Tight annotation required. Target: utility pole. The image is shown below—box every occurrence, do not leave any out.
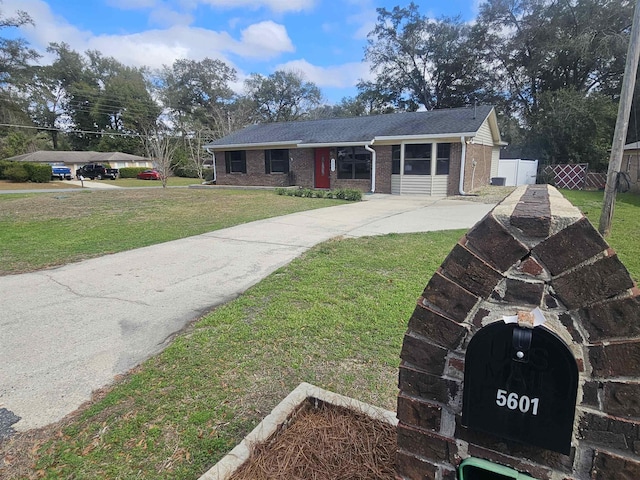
[599,0,640,236]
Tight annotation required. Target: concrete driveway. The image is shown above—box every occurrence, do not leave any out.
[0,194,495,435]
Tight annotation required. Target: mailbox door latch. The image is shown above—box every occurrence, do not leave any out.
[512,326,532,363]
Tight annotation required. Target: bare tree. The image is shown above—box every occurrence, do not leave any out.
[184,127,216,180]
[142,125,180,188]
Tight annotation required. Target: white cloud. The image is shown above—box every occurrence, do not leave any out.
[6,0,368,103]
[236,21,294,57]
[7,0,294,70]
[77,23,292,69]
[87,27,214,69]
[196,0,315,13]
[148,6,194,27]
[105,0,315,14]
[275,59,371,89]
[5,0,91,51]
[91,23,292,68]
[348,7,379,40]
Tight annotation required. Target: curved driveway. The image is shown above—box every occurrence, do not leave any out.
[0,194,494,434]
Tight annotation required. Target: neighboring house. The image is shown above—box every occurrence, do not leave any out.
[5,151,153,177]
[623,142,640,193]
[203,106,506,195]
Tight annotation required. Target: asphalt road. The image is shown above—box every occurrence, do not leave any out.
[0,194,495,435]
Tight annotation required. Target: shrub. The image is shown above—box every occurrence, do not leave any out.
[0,160,12,179]
[333,188,347,200]
[203,169,215,182]
[344,189,362,201]
[173,164,200,178]
[23,163,52,183]
[4,163,29,182]
[119,167,149,178]
[273,187,362,201]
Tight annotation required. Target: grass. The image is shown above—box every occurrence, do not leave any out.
[0,177,204,190]
[560,190,640,281]
[102,177,203,187]
[3,231,461,479]
[0,189,347,275]
[0,180,74,190]
[1,188,638,479]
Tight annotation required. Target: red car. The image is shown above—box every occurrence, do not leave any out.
[137,170,161,180]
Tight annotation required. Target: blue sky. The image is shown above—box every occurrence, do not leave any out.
[6,0,480,104]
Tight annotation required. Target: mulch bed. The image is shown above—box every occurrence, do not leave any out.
[229,399,397,480]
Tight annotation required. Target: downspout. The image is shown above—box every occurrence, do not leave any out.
[459,136,467,195]
[459,137,478,196]
[204,146,217,184]
[365,141,376,193]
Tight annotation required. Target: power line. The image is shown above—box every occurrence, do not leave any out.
[0,122,143,137]
[0,122,211,140]
[0,92,164,119]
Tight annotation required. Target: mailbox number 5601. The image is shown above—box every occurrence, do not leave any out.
[496,389,539,415]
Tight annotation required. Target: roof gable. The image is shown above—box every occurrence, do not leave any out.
[207,106,500,149]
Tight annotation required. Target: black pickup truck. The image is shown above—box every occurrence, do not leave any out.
[76,164,118,180]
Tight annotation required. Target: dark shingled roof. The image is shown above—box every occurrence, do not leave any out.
[207,106,496,148]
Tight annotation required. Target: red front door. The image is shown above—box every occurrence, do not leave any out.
[314,148,330,189]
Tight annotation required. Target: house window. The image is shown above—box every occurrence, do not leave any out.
[225,151,246,174]
[436,143,451,175]
[265,149,289,174]
[392,145,401,174]
[337,146,371,179]
[404,144,431,175]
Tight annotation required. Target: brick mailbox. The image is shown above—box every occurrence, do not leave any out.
[396,185,640,479]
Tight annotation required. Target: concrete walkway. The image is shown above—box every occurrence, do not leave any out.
[64,179,122,189]
[0,180,121,195]
[0,195,495,434]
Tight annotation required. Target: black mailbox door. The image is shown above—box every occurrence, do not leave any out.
[462,322,578,455]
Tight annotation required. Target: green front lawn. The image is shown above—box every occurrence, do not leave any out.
[0,176,200,190]
[0,189,347,275]
[1,188,638,479]
[101,177,202,187]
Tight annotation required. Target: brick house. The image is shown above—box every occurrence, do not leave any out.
[204,106,505,195]
[6,151,153,175]
[623,141,640,194]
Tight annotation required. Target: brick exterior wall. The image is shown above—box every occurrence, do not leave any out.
[447,142,493,196]
[375,145,393,194]
[215,149,293,187]
[291,148,314,188]
[396,185,640,479]
[447,143,462,196]
[623,152,640,194]
[466,143,493,192]
[215,145,394,194]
